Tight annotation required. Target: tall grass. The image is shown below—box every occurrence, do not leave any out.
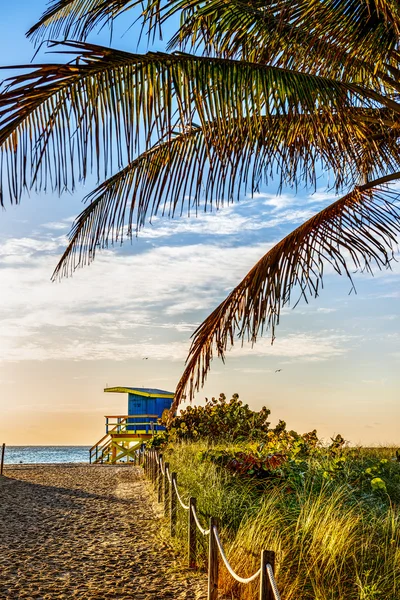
[161,442,400,599]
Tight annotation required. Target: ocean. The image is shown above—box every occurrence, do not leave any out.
[3,446,91,464]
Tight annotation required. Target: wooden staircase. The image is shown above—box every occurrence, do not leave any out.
[89,415,163,464]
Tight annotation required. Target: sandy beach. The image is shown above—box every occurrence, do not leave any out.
[0,465,207,599]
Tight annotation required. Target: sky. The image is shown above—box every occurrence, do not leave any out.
[0,1,398,446]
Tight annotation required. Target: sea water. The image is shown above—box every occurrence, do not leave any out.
[3,446,90,464]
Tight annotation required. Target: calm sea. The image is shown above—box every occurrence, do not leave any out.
[3,446,90,464]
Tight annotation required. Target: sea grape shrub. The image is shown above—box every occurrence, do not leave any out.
[160,393,272,443]
[198,429,324,480]
[200,448,287,479]
[146,431,168,449]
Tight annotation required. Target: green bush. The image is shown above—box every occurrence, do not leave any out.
[156,392,272,444]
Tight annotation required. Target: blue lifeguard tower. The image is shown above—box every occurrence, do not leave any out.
[90,387,174,464]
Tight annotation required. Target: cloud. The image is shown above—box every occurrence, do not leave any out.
[0,234,274,363]
[253,192,297,210]
[140,209,268,238]
[306,189,341,204]
[0,229,356,365]
[41,222,70,230]
[227,331,351,361]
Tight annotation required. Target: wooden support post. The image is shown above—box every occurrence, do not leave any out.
[0,443,5,476]
[259,550,268,600]
[111,443,117,464]
[164,462,170,517]
[171,472,177,537]
[207,517,219,600]
[262,550,275,600]
[152,450,157,485]
[150,450,154,481]
[158,453,163,502]
[153,451,158,488]
[188,497,197,569]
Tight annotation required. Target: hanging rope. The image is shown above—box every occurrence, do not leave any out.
[173,477,190,510]
[266,563,282,600]
[191,504,210,536]
[213,526,261,584]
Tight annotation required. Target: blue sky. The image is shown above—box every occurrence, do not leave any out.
[0,1,398,445]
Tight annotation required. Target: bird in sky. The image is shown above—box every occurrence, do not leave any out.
[142,357,149,360]
[275,369,282,373]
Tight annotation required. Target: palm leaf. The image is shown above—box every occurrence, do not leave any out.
[51,108,400,278]
[2,40,394,206]
[172,179,400,409]
[27,0,139,43]
[142,0,400,71]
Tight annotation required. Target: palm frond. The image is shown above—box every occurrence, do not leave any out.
[51,108,400,278]
[27,0,139,43]
[2,40,393,206]
[143,0,400,77]
[173,180,400,409]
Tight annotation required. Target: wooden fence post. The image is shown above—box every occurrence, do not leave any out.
[164,463,170,517]
[259,550,268,600]
[0,443,5,476]
[207,517,219,600]
[148,450,152,480]
[188,497,197,569]
[263,550,275,600]
[171,472,177,537]
[158,454,163,502]
[150,450,154,481]
[152,450,157,484]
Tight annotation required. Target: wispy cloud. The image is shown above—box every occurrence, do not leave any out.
[41,222,70,230]
[227,331,351,361]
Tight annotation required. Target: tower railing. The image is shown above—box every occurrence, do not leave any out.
[89,415,165,463]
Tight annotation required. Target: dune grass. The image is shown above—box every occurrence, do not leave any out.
[160,442,400,600]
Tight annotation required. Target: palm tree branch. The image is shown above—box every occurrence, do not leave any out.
[145,0,400,82]
[173,177,400,409]
[51,108,400,278]
[2,41,396,206]
[26,0,140,43]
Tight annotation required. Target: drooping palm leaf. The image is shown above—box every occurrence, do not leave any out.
[140,0,400,74]
[27,0,400,86]
[166,0,398,72]
[27,0,139,43]
[173,179,400,408]
[2,40,394,206]
[51,108,400,278]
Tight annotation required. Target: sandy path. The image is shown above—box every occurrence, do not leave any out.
[0,465,207,600]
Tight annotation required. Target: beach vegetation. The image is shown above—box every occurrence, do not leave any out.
[152,399,400,599]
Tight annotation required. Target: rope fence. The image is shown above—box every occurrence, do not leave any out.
[138,447,282,600]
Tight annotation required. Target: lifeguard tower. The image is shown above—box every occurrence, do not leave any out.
[90,387,174,464]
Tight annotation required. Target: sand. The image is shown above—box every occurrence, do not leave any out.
[0,464,208,599]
